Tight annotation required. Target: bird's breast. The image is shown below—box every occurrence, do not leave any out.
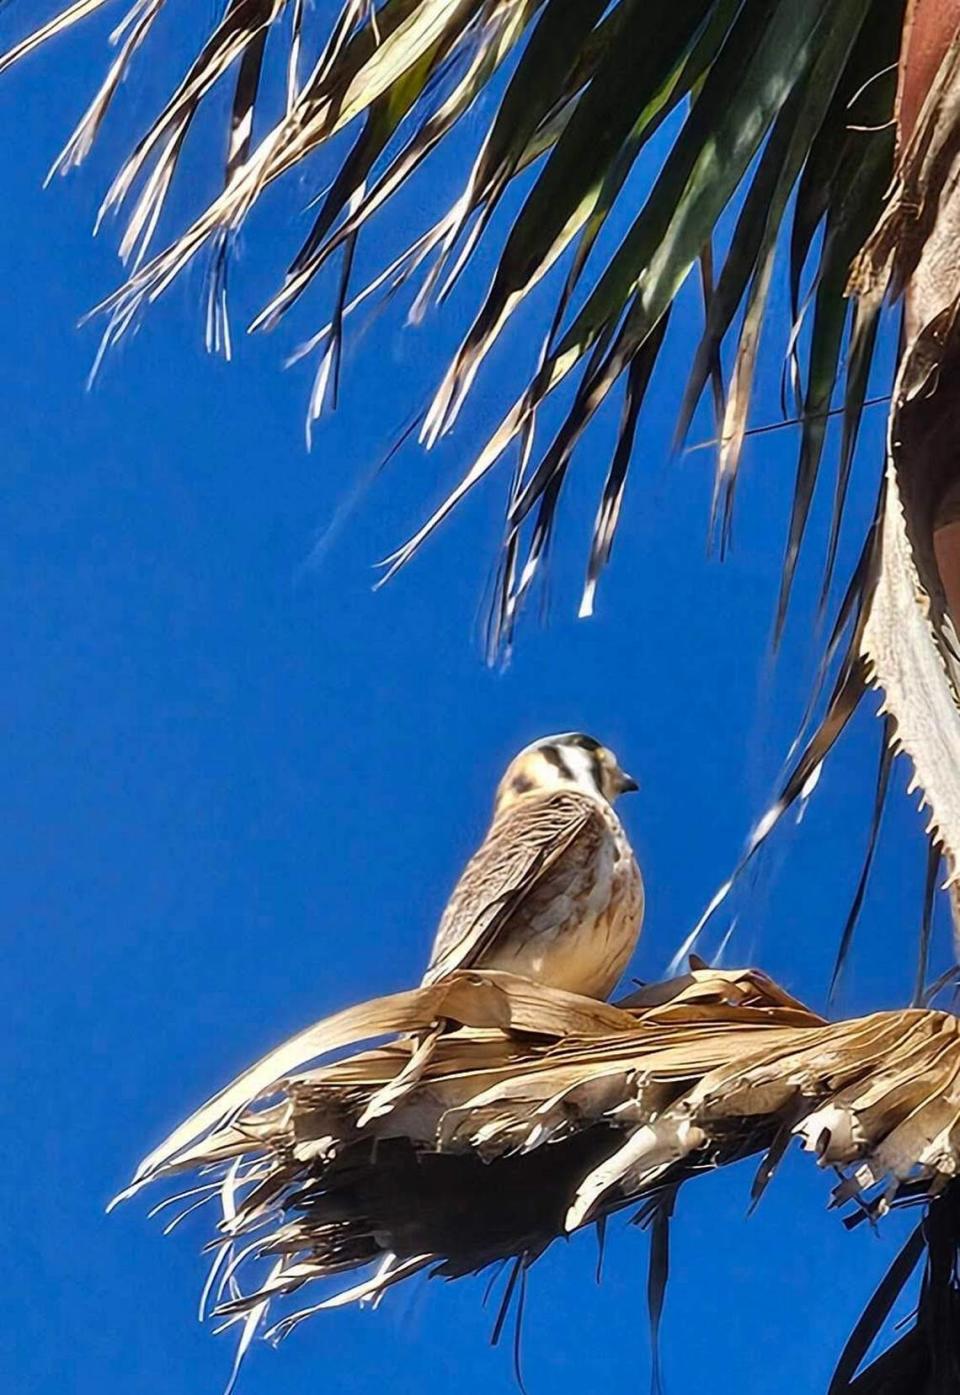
[478,812,644,1001]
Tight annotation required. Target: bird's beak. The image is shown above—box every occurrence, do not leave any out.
[617,770,639,794]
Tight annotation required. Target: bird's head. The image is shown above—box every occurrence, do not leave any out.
[494,732,638,811]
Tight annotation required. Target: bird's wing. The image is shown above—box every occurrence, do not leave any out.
[421,790,605,985]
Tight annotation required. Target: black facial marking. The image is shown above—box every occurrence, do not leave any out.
[570,734,601,752]
[511,774,535,796]
[567,735,607,792]
[542,745,575,782]
[552,735,605,790]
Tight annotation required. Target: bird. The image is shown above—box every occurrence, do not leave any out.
[422,732,644,1002]
[357,733,643,1124]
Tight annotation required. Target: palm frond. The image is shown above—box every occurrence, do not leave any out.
[0,0,901,636]
[11,0,960,940]
[664,12,960,962]
[119,966,960,1390]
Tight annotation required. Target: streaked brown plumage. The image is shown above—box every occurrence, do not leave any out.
[423,733,644,1001]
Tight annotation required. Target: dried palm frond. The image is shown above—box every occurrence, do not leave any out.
[122,966,960,1389]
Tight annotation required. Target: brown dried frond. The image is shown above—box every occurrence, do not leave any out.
[120,965,960,1381]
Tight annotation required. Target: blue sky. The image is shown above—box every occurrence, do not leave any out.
[1,7,948,1394]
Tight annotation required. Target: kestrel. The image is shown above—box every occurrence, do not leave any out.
[423,733,644,1001]
[359,733,644,1122]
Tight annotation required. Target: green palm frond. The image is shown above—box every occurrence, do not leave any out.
[121,966,960,1391]
[11,1,960,949]
[0,0,902,639]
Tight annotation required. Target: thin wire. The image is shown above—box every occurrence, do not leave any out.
[685,394,891,455]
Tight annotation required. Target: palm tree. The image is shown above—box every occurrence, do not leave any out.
[7,0,960,1388]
